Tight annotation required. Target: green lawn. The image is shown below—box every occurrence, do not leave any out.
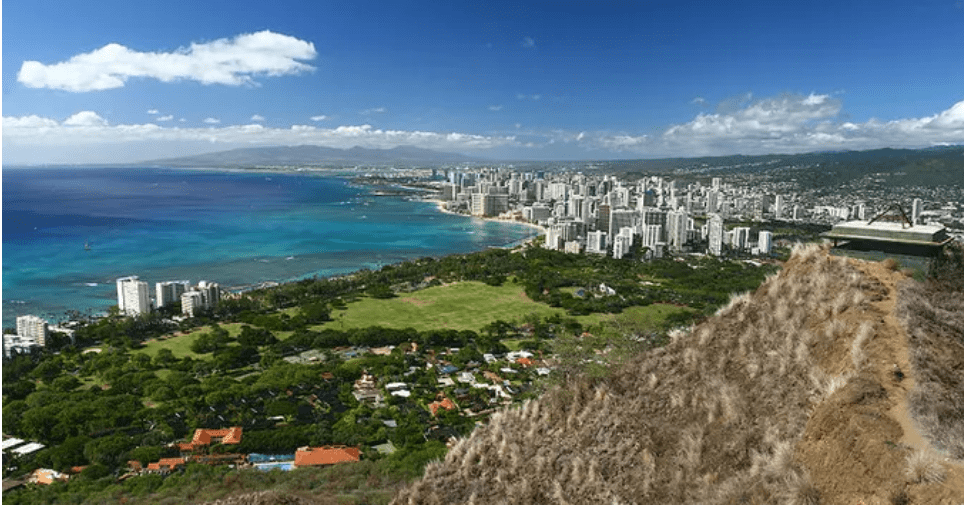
[132,323,247,360]
[315,281,576,332]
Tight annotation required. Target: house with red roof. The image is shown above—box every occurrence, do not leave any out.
[293,445,360,468]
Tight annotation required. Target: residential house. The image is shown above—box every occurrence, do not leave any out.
[293,446,361,468]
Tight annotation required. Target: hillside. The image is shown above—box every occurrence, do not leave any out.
[390,244,964,504]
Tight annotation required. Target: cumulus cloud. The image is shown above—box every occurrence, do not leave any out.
[17,30,317,92]
[522,36,536,49]
[147,109,159,114]
[63,111,109,127]
[250,114,266,122]
[203,117,221,124]
[691,97,706,105]
[2,112,521,164]
[652,94,964,156]
[156,115,174,122]
[310,115,328,121]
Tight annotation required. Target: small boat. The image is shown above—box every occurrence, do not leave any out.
[84,241,91,251]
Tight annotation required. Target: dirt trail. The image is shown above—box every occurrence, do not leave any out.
[796,259,964,505]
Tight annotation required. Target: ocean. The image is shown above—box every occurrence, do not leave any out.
[2,167,538,328]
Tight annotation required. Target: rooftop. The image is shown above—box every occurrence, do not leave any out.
[824,220,952,247]
[294,446,361,467]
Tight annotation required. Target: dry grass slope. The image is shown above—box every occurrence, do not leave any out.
[896,244,964,461]
[393,244,956,504]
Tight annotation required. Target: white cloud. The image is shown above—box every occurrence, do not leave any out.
[1,113,522,164]
[691,97,706,105]
[360,107,386,115]
[17,30,317,92]
[522,36,536,49]
[147,109,159,114]
[310,115,328,121]
[156,115,174,122]
[250,114,266,122]
[488,105,503,111]
[63,111,108,126]
[203,117,221,124]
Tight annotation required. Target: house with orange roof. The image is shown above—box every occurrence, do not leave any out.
[29,468,68,485]
[178,426,243,452]
[146,458,186,473]
[293,445,361,468]
[429,397,457,416]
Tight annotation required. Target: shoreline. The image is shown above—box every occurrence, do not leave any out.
[426,198,547,246]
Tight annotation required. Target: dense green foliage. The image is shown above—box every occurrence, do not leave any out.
[3,245,775,504]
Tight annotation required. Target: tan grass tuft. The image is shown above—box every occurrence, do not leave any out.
[904,449,946,484]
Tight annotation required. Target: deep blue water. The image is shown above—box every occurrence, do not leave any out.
[2,167,538,327]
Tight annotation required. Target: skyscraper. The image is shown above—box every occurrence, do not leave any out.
[708,214,724,256]
[912,198,922,225]
[758,230,773,255]
[117,276,151,316]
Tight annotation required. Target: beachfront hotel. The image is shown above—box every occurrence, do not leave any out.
[117,276,151,317]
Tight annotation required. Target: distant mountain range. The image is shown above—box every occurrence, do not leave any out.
[139,145,485,167]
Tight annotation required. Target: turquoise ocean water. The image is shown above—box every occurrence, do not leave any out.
[2,167,538,327]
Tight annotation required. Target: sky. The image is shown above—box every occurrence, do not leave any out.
[3,0,964,164]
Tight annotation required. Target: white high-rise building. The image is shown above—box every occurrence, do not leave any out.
[708,214,724,256]
[666,210,688,252]
[586,230,608,255]
[774,195,784,219]
[758,230,773,255]
[912,198,922,225]
[117,276,151,317]
[156,281,191,309]
[732,227,751,251]
[612,227,635,260]
[641,224,662,249]
[181,281,221,317]
[16,315,49,347]
[707,190,720,214]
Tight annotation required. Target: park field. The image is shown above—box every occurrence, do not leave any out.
[315,280,694,334]
[131,281,695,360]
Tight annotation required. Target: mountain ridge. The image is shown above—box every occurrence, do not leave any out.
[137,144,486,167]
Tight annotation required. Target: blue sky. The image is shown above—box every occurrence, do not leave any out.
[3,0,963,164]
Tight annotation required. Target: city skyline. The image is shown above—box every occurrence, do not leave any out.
[3,0,964,164]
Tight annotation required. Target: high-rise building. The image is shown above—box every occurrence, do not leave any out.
[596,204,611,233]
[708,214,724,256]
[912,198,922,225]
[181,281,221,317]
[712,177,722,190]
[774,195,784,218]
[732,227,751,251]
[156,281,190,309]
[612,227,635,260]
[117,276,151,316]
[666,210,689,252]
[641,224,662,249]
[707,190,720,214]
[16,315,49,347]
[758,230,773,255]
[609,209,636,236]
[586,230,608,254]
